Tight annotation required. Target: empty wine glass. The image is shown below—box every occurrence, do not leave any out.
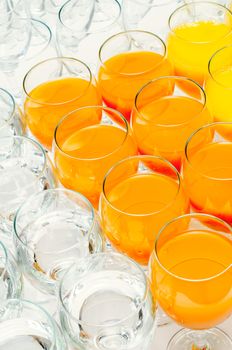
[13,188,103,296]
[57,0,122,72]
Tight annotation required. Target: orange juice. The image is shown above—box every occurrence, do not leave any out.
[98,51,172,121]
[183,143,232,224]
[54,124,137,208]
[24,77,101,149]
[132,96,212,171]
[167,21,232,86]
[100,173,189,264]
[151,230,232,329]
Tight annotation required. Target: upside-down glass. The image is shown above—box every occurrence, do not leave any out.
[205,45,232,123]
[0,241,22,301]
[14,188,103,296]
[54,106,137,208]
[98,30,173,121]
[183,122,232,224]
[23,57,101,149]
[131,76,212,171]
[0,88,25,137]
[57,0,122,72]
[59,252,156,350]
[149,213,232,350]
[0,136,56,239]
[122,0,184,39]
[100,155,189,265]
[167,2,232,87]
[0,299,67,349]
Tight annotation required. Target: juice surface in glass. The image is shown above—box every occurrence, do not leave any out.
[184,142,232,224]
[167,21,232,86]
[132,95,211,171]
[98,51,172,121]
[152,230,232,329]
[24,77,101,149]
[101,172,189,264]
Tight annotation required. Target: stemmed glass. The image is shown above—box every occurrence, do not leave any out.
[13,188,104,296]
[57,0,122,72]
[59,252,156,350]
[149,213,232,350]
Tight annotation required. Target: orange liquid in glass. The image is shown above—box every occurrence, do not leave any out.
[54,124,137,208]
[101,173,189,264]
[184,143,232,224]
[152,230,232,329]
[24,77,101,149]
[98,51,172,121]
[132,96,212,171]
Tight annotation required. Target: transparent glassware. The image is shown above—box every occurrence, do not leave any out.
[59,252,156,350]
[57,0,122,72]
[131,76,212,171]
[13,188,103,296]
[149,213,232,350]
[0,136,57,241]
[183,122,232,225]
[0,299,67,349]
[122,0,184,40]
[0,88,25,137]
[53,106,137,208]
[0,241,22,301]
[23,57,101,150]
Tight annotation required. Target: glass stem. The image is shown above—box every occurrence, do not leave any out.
[192,332,211,350]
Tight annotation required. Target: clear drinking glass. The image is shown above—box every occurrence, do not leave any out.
[53,106,137,208]
[131,76,212,171]
[57,0,122,72]
[0,88,25,137]
[0,136,56,239]
[14,188,103,296]
[59,252,156,350]
[100,155,189,265]
[0,241,22,301]
[0,299,67,349]
[23,57,101,150]
[122,0,184,39]
[149,213,232,350]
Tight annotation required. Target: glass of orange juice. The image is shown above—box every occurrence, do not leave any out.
[149,213,232,350]
[100,155,189,265]
[167,2,232,87]
[206,45,232,123]
[53,106,137,208]
[23,57,101,149]
[98,30,173,121]
[183,122,232,224]
[131,76,212,171]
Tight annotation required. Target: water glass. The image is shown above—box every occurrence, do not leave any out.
[0,299,67,349]
[59,252,156,350]
[0,241,22,301]
[14,188,103,296]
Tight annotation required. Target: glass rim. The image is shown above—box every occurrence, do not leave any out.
[102,154,182,217]
[59,251,150,328]
[0,241,8,281]
[208,44,232,90]
[23,56,94,106]
[168,1,232,45]
[0,298,57,347]
[98,30,167,76]
[134,76,207,127]
[54,105,131,161]
[185,121,232,181]
[0,88,16,129]
[27,18,53,61]
[58,0,121,34]
[153,213,232,283]
[13,188,99,254]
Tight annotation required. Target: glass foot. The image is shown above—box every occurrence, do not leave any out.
[167,328,232,350]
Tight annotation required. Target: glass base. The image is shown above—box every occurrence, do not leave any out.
[167,328,232,350]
